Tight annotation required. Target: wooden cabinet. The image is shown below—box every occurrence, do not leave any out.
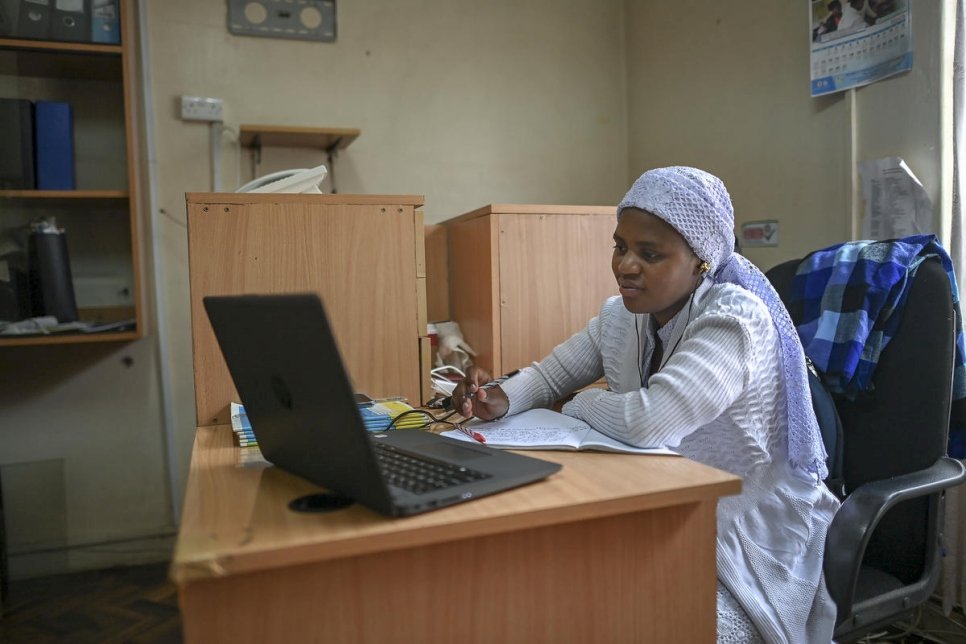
[0,1,142,346]
[445,204,618,377]
[186,192,431,426]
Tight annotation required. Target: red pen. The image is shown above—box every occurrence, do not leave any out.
[456,425,486,444]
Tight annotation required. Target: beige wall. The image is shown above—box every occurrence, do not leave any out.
[624,0,946,272]
[854,1,947,238]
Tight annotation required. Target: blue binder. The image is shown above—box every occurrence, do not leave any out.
[34,100,75,190]
[91,0,118,44]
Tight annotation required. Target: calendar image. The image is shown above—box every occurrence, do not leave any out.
[809,0,911,97]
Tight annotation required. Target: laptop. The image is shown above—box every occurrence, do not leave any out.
[203,293,562,517]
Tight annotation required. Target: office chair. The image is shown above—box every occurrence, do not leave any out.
[766,255,966,642]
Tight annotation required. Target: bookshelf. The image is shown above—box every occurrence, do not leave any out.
[0,1,142,347]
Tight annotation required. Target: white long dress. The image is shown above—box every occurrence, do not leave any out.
[499,282,840,644]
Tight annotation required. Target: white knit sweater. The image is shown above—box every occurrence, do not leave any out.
[500,283,840,643]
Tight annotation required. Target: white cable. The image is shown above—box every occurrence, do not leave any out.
[210,121,223,192]
[430,365,465,396]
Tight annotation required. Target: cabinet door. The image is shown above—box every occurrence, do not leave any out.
[187,198,421,425]
[498,214,617,372]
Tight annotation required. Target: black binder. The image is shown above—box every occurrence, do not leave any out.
[51,0,88,43]
[0,0,14,37]
[28,230,78,322]
[16,0,51,39]
[0,98,35,190]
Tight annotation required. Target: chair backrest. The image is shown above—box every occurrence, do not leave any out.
[767,256,955,585]
[807,367,845,497]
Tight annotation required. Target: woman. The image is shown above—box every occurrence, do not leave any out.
[453,167,840,643]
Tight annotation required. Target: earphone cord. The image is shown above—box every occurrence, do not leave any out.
[637,286,699,388]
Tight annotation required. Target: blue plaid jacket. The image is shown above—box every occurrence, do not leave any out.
[788,235,966,456]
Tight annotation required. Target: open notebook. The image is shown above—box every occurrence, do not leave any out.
[443,408,678,455]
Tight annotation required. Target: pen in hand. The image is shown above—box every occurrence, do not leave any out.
[464,368,520,402]
[455,424,486,444]
[457,368,519,422]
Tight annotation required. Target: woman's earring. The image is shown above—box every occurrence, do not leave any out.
[699,261,710,274]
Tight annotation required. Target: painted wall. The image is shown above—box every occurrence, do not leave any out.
[623,0,946,272]
[854,1,947,238]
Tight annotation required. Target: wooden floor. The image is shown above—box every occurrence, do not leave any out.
[0,562,181,644]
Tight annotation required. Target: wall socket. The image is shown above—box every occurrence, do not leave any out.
[180,95,224,122]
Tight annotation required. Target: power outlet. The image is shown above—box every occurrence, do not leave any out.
[180,95,224,122]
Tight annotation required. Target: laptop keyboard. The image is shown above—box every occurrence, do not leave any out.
[373,441,491,495]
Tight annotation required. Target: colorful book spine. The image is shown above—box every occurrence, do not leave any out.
[230,402,257,447]
[229,398,423,445]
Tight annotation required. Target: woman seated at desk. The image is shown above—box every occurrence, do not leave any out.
[453,166,840,644]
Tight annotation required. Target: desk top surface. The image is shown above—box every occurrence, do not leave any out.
[171,425,740,585]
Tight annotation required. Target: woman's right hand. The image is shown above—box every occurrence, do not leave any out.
[451,365,510,420]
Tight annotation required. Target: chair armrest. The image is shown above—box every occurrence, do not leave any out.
[824,457,966,621]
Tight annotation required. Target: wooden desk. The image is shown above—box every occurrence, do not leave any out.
[171,426,740,643]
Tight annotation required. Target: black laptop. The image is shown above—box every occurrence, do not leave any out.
[204,293,562,517]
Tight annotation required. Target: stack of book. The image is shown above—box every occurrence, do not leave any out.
[359,399,424,432]
[230,402,256,447]
[228,398,425,447]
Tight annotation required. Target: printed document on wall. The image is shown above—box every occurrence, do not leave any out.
[858,157,933,240]
[809,0,912,97]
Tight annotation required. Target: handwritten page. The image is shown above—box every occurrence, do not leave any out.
[443,408,677,455]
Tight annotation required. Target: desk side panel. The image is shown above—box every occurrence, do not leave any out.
[178,499,718,643]
[187,200,421,425]
[499,213,618,372]
[446,215,501,375]
[424,223,450,323]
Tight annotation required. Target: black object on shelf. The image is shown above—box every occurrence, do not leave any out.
[0,472,7,616]
[0,279,18,321]
[0,98,35,190]
[28,229,78,323]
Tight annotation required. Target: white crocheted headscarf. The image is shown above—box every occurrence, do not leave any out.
[618,166,828,481]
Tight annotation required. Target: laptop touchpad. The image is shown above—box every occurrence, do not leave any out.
[420,442,491,462]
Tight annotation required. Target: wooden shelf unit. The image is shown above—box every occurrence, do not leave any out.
[0,1,143,348]
[238,124,360,193]
[0,190,128,200]
[238,125,360,151]
[0,37,122,55]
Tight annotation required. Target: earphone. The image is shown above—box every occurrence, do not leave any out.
[636,291,697,387]
[636,258,707,387]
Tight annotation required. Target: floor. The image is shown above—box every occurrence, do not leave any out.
[1,562,966,643]
[0,562,181,644]
[849,604,966,644]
